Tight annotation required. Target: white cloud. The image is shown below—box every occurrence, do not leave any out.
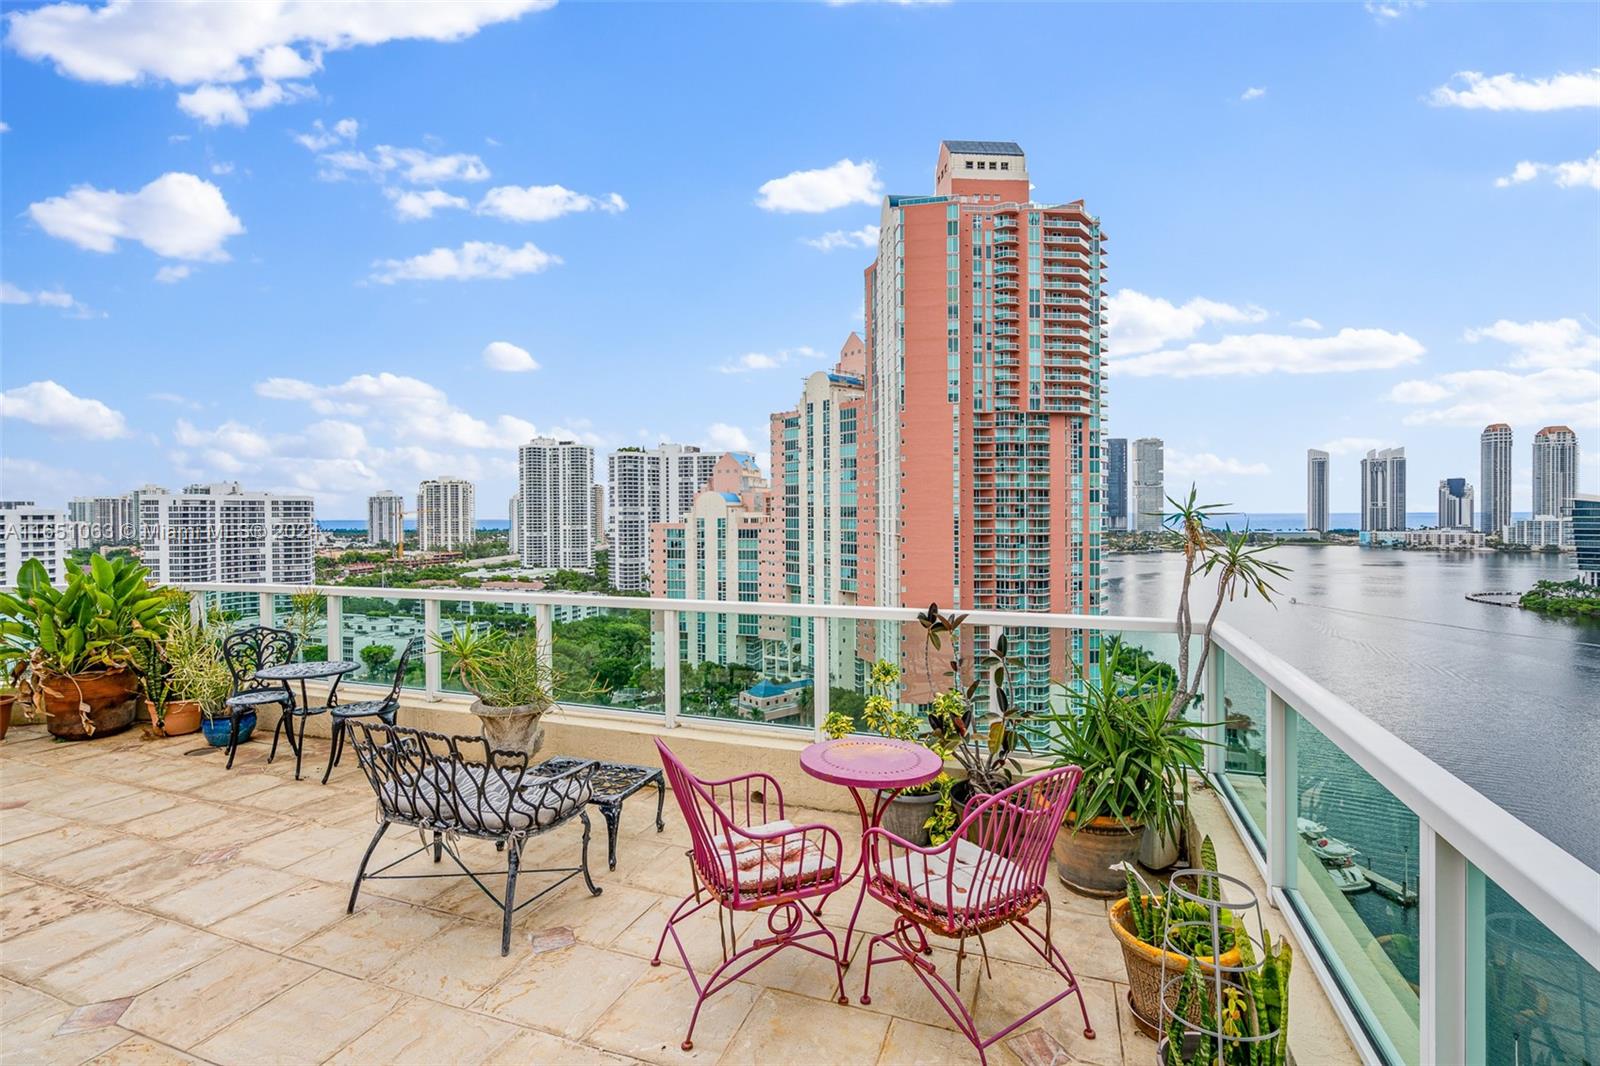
[1240,87,1266,101]
[804,225,879,251]
[1,456,104,496]
[1464,318,1599,369]
[1104,289,1268,355]
[482,341,540,372]
[1430,69,1600,112]
[6,1,549,125]
[756,159,882,213]
[319,144,490,184]
[0,121,9,133]
[0,380,127,439]
[1388,367,1600,428]
[1494,150,1600,190]
[385,188,469,221]
[705,423,754,453]
[154,265,193,284]
[149,392,202,409]
[1110,328,1425,378]
[210,161,235,176]
[1317,436,1395,456]
[293,117,358,151]
[1365,0,1423,21]
[27,172,243,261]
[1291,317,1323,330]
[1166,452,1271,479]
[0,281,94,316]
[176,79,314,126]
[370,241,559,283]
[716,346,826,374]
[477,185,627,222]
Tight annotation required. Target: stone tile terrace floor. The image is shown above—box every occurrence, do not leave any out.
[0,721,1297,1066]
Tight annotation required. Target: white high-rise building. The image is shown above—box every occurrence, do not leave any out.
[416,478,475,552]
[509,494,520,552]
[366,491,404,547]
[1360,448,1407,532]
[67,493,140,547]
[1479,424,1513,535]
[607,443,726,590]
[1306,449,1330,533]
[139,483,315,585]
[1132,437,1165,533]
[518,439,594,570]
[0,501,68,586]
[1437,478,1474,530]
[1533,426,1580,519]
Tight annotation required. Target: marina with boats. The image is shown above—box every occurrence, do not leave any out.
[1299,817,1418,906]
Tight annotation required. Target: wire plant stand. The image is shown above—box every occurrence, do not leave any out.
[1155,868,1286,1066]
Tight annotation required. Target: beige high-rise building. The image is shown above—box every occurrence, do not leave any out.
[1532,426,1579,519]
[416,477,475,551]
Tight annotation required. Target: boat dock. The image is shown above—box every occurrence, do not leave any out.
[1360,865,1419,907]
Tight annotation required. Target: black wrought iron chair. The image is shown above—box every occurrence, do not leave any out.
[345,723,603,954]
[219,625,297,770]
[320,636,421,785]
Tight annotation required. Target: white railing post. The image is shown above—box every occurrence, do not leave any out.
[1203,640,1224,776]
[325,593,342,663]
[1420,823,1468,1066]
[423,599,441,701]
[663,609,680,727]
[812,614,831,740]
[189,590,205,626]
[534,602,554,685]
[258,591,274,628]
[1265,690,1298,891]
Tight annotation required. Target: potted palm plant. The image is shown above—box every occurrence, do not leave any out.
[1045,653,1213,897]
[162,620,232,739]
[0,556,179,740]
[434,624,560,757]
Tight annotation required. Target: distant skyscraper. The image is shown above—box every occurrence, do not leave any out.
[1106,438,1128,531]
[139,482,314,584]
[591,484,608,551]
[608,443,727,591]
[416,478,475,551]
[366,491,404,547]
[67,493,139,547]
[1437,478,1473,529]
[1132,438,1165,532]
[0,501,67,585]
[1306,449,1330,533]
[509,494,519,551]
[860,140,1105,709]
[518,438,594,570]
[1532,426,1579,518]
[1479,423,1513,535]
[1360,448,1407,532]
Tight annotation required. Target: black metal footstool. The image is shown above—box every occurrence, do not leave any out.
[535,757,665,869]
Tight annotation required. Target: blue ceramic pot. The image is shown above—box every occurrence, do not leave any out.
[201,709,256,748]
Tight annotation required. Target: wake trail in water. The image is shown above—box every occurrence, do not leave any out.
[1287,598,1600,648]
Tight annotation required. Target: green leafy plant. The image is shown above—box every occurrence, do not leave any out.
[284,587,326,658]
[133,635,174,727]
[1124,839,1236,959]
[0,556,179,683]
[1048,651,1213,840]
[163,619,234,717]
[821,709,854,739]
[1161,931,1292,1066]
[433,625,561,708]
[916,603,1033,795]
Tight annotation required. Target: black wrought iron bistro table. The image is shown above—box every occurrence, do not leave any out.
[535,757,665,869]
[251,660,361,781]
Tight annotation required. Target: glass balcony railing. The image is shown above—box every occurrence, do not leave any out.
[167,581,1599,1066]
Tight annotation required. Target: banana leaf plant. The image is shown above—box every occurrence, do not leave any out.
[916,602,1034,796]
[0,556,181,685]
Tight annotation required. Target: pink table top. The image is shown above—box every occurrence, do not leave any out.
[799,737,943,791]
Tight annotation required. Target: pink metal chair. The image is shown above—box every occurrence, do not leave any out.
[651,739,850,1051]
[860,765,1092,1064]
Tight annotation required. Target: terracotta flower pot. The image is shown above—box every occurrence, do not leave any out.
[1109,895,1243,1038]
[0,694,14,740]
[145,699,202,737]
[1054,813,1143,897]
[24,666,140,740]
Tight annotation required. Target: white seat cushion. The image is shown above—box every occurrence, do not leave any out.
[380,763,591,833]
[879,838,1025,913]
[714,820,837,892]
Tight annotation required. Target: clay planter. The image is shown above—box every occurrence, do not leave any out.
[472,699,550,758]
[1055,813,1144,897]
[1110,895,1243,1038]
[25,666,140,740]
[145,699,202,738]
[0,693,14,740]
[876,789,939,846]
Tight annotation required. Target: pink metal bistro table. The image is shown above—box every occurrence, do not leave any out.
[799,736,943,965]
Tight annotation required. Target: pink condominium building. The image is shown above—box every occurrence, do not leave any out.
[860,141,1107,708]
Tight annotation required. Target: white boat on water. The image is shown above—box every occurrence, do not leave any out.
[1297,817,1327,839]
[1326,865,1372,894]
[1309,836,1361,863]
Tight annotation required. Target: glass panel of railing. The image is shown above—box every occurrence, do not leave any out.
[550,604,663,715]
[824,613,936,738]
[272,592,327,661]
[675,608,812,731]
[1285,708,1421,1065]
[1216,646,1268,849]
[1471,866,1600,1066]
[208,590,260,631]
[436,598,535,698]
[338,594,424,688]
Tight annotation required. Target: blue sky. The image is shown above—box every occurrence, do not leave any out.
[2,0,1597,518]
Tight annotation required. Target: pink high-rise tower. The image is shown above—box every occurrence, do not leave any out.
[860,141,1107,707]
